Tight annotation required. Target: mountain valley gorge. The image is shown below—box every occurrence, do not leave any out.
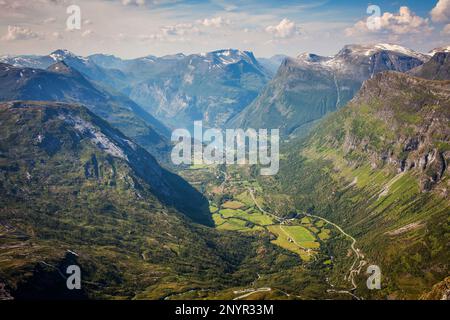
[0,43,449,300]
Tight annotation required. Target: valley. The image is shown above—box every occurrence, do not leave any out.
[177,163,369,300]
[0,42,449,300]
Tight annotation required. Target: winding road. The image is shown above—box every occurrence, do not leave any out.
[304,212,366,298]
[219,171,366,300]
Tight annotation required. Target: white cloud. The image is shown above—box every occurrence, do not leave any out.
[431,0,450,23]
[199,16,230,28]
[52,31,63,39]
[442,23,450,34]
[121,0,146,6]
[161,23,199,36]
[138,22,201,42]
[265,18,301,38]
[43,17,56,24]
[138,34,160,41]
[345,6,432,36]
[82,29,93,37]
[2,25,40,41]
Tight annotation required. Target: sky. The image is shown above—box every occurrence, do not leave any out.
[0,0,449,58]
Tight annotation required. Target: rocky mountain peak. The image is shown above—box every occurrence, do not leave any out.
[429,45,450,56]
[296,52,330,64]
[335,43,427,61]
[203,49,258,66]
[49,49,78,61]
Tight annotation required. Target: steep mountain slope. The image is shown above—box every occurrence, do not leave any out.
[89,49,270,128]
[261,71,449,298]
[228,44,428,137]
[258,54,289,74]
[410,52,450,80]
[89,53,183,86]
[126,49,271,130]
[0,101,293,299]
[0,101,207,223]
[0,62,170,159]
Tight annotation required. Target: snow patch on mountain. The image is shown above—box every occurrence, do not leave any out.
[60,114,128,161]
[292,43,428,73]
[429,45,450,56]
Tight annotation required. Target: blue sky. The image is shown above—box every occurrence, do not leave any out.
[0,0,449,58]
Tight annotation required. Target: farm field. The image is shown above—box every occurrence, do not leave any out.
[178,164,335,263]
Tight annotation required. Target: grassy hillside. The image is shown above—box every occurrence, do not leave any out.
[259,72,450,299]
[0,101,300,299]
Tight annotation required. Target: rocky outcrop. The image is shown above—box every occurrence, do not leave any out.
[421,277,450,300]
[333,72,450,192]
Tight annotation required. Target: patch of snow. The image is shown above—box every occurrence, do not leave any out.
[374,43,420,57]
[60,114,128,161]
[66,249,79,257]
[429,45,450,55]
[49,54,61,61]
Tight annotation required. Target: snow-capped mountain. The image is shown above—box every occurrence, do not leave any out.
[123,49,271,130]
[49,49,83,62]
[345,43,428,60]
[1,49,86,69]
[292,44,428,80]
[227,43,428,137]
[0,54,55,69]
[1,49,129,90]
[0,48,272,131]
[429,45,450,56]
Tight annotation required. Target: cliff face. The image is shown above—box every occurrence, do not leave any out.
[410,52,450,81]
[342,72,450,193]
[421,276,450,300]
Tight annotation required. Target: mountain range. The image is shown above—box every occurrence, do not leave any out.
[0,61,170,161]
[95,49,272,130]
[227,44,429,137]
[0,43,449,300]
[2,49,273,131]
